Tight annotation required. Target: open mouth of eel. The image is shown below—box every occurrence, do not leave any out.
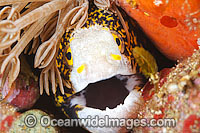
[85,75,141,110]
[68,75,144,132]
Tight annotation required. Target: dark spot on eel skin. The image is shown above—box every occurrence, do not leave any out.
[66,52,71,60]
[116,38,120,46]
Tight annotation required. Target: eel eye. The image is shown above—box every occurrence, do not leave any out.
[65,46,73,66]
[111,31,124,53]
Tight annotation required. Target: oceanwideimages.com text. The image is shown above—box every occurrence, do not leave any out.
[24,114,176,129]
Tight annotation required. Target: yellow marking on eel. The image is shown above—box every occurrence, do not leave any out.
[75,105,82,115]
[65,93,72,97]
[55,96,64,106]
[111,54,122,60]
[57,96,64,103]
[69,37,75,42]
[102,27,109,31]
[62,109,70,118]
[77,64,85,73]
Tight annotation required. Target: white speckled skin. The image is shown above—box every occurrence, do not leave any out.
[70,25,133,92]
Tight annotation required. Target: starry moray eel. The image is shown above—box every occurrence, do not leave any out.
[54,1,151,132]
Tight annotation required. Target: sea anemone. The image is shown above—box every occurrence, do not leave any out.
[0,0,89,95]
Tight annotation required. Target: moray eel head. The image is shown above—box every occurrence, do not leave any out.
[69,25,134,93]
